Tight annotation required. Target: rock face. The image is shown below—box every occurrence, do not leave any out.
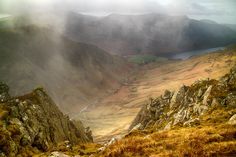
[130,66,236,131]
[0,84,92,157]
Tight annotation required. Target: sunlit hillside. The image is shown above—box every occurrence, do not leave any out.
[0,0,236,157]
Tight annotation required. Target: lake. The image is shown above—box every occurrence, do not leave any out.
[169,47,225,60]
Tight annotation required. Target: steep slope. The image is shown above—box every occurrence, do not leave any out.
[0,83,92,157]
[65,13,236,56]
[78,48,236,142]
[99,66,236,157]
[0,25,132,114]
[130,66,236,130]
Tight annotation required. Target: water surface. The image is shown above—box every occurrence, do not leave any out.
[170,47,225,60]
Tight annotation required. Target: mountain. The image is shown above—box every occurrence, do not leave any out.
[65,13,236,56]
[225,24,236,32]
[0,83,92,156]
[130,66,236,130]
[100,66,236,156]
[0,25,132,114]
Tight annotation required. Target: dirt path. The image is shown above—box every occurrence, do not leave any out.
[76,51,236,143]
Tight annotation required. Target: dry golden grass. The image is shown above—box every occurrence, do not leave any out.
[98,107,236,157]
[78,51,236,142]
[99,124,236,157]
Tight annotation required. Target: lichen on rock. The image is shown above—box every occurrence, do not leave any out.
[0,85,92,156]
[130,66,236,131]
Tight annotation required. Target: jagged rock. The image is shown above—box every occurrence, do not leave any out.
[49,151,70,157]
[0,82,10,103]
[85,127,93,142]
[130,66,236,132]
[183,118,200,127]
[228,114,236,125]
[193,103,208,116]
[197,88,204,98]
[170,91,178,109]
[107,138,117,146]
[202,85,213,106]
[163,90,172,100]
[130,123,142,132]
[163,121,172,130]
[211,98,221,108]
[0,85,92,156]
[225,93,236,107]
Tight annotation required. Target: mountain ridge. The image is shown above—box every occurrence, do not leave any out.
[0,83,92,157]
[99,65,236,156]
[65,12,236,56]
[0,24,133,114]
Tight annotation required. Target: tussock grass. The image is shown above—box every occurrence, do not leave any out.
[99,108,236,157]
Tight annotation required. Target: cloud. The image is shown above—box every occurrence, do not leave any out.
[0,0,235,24]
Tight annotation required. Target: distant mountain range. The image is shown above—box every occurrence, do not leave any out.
[65,13,236,56]
[0,25,132,113]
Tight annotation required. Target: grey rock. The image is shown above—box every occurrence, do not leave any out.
[202,85,213,106]
[0,86,92,156]
[48,151,70,157]
[183,118,200,127]
[228,114,236,125]
[164,121,172,130]
[129,66,236,134]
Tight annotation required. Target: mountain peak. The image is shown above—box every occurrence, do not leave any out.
[0,83,92,156]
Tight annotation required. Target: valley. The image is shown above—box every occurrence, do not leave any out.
[77,49,236,143]
[0,1,236,155]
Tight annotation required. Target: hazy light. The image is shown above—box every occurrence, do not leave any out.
[0,0,235,24]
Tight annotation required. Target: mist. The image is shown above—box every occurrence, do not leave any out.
[0,0,235,115]
[1,0,236,24]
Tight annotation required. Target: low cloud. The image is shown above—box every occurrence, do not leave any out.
[0,0,235,24]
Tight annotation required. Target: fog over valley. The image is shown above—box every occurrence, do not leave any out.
[0,0,236,156]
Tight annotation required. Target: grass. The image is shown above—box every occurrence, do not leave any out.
[99,124,236,157]
[33,143,101,157]
[127,54,168,65]
[98,107,236,157]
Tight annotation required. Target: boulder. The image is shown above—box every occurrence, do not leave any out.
[48,152,70,157]
[163,121,172,131]
[228,114,236,125]
[202,85,213,106]
[225,93,236,107]
[163,90,172,100]
[183,118,200,127]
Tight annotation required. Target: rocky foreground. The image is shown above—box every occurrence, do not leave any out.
[130,66,236,131]
[0,66,236,157]
[0,84,93,157]
[100,66,236,156]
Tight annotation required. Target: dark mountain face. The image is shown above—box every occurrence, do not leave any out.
[0,25,132,114]
[65,13,236,56]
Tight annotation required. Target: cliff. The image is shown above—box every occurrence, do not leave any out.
[99,66,236,156]
[130,66,236,131]
[0,84,92,157]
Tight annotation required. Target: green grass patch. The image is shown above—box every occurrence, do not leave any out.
[127,54,168,65]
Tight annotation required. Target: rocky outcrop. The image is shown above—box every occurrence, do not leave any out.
[228,114,236,125]
[0,83,92,157]
[130,66,236,131]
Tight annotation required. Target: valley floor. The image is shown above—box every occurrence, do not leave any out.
[76,50,236,143]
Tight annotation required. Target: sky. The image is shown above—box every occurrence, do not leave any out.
[0,0,236,24]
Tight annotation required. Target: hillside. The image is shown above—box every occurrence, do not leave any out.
[99,65,236,157]
[77,47,236,142]
[65,13,236,56]
[0,83,92,157]
[2,51,235,157]
[0,25,132,114]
